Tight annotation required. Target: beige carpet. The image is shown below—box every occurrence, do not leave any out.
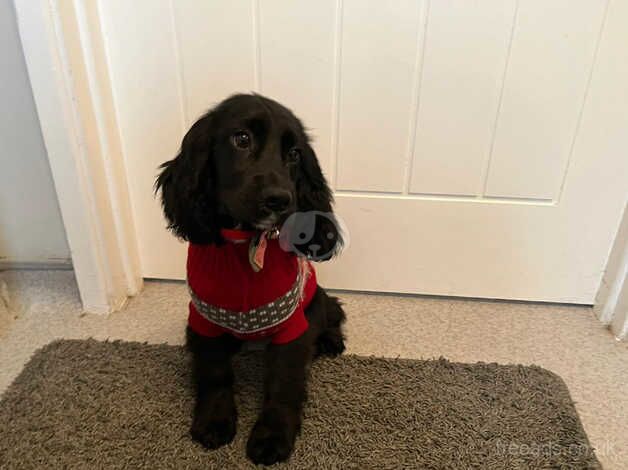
[0,270,626,468]
[0,339,600,469]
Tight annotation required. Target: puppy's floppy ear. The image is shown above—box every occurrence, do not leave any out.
[296,142,333,213]
[155,114,219,244]
[295,143,344,259]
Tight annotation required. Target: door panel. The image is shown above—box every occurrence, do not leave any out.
[173,0,257,123]
[410,0,516,197]
[335,0,423,192]
[259,0,336,176]
[485,0,607,200]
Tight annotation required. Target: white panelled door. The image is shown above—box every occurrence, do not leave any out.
[99,0,627,304]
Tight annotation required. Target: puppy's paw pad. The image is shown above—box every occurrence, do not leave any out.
[246,421,293,465]
[191,415,236,450]
[316,329,345,357]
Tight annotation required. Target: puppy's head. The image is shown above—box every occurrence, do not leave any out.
[156,94,342,258]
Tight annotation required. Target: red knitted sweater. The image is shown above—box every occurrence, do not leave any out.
[187,228,316,344]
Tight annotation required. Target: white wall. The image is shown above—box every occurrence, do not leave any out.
[0,0,69,265]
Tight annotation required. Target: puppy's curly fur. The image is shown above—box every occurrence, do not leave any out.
[156,94,346,465]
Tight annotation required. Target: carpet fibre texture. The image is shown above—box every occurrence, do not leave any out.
[0,339,599,469]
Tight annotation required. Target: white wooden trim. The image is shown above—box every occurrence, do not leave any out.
[13,0,142,314]
[609,274,628,340]
[595,203,627,340]
[605,226,628,339]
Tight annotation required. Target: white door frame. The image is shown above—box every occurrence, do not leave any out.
[14,0,142,313]
[595,204,628,340]
[13,0,626,336]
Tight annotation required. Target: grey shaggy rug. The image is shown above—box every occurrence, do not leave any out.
[0,339,599,469]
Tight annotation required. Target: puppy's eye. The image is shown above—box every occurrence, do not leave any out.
[286,148,301,163]
[232,131,251,149]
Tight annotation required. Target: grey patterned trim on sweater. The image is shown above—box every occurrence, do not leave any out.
[188,270,302,334]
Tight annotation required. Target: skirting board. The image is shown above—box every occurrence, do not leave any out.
[0,259,73,271]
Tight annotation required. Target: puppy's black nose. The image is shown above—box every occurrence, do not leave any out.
[262,190,292,214]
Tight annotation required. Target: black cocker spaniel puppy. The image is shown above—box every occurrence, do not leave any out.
[156,94,346,465]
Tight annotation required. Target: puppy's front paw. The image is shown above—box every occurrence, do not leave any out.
[191,411,236,450]
[246,411,295,465]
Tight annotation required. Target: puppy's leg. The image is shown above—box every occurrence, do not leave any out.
[246,331,313,465]
[315,292,346,357]
[246,289,328,465]
[187,327,241,449]
[246,287,345,465]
